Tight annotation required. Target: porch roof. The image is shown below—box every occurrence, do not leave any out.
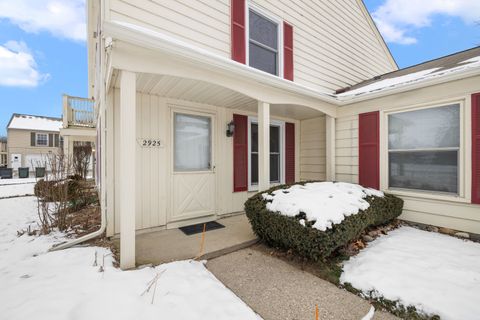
[103,20,480,111]
[104,20,338,118]
[111,72,326,120]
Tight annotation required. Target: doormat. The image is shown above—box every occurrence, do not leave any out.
[179,221,225,236]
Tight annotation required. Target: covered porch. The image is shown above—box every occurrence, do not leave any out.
[104,28,338,269]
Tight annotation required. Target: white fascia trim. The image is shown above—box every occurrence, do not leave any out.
[102,20,338,104]
[338,68,480,105]
[102,21,480,107]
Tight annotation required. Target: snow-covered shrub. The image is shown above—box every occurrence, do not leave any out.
[245,181,403,261]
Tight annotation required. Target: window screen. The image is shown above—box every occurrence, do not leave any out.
[388,104,460,194]
[248,10,278,75]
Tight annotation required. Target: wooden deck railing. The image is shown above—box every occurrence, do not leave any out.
[63,95,95,128]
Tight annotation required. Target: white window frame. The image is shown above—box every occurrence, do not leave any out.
[36,133,49,147]
[247,116,285,191]
[381,99,468,202]
[245,2,283,77]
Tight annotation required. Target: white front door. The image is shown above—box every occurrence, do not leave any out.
[170,109,216,222]
[10,154,21,170]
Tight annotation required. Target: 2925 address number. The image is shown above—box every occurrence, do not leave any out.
[139,139,162,147]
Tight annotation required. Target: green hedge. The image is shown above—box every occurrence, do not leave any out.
[245,182,403,261]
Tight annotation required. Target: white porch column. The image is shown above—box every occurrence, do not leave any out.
[326,115,336,181]
[119,70,136,270]
[63,135,70,158]
[258,101,270,191]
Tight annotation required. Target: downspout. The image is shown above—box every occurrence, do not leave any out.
[49,202,106,251]
[50,37,112,252]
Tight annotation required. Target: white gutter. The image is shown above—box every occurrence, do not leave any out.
[49,195,106,251]
[337,67,480,105]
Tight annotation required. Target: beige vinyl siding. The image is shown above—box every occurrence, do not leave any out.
[6,129,61,168]
[299,116,326,181]
[334,115,358,183]
[401,198,480,234]
[334,76,480,234]
[0,141,7,167]
[112,90,169,233]
[108,0,231,57]
[109,89,301,234]
[106,0,396,93]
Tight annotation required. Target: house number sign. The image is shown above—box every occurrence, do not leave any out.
[138,138,163,148]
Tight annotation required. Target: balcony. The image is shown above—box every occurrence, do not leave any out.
[63,95,95,128]
[60,95,97,157]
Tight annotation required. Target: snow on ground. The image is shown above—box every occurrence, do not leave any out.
[341,227,480,320]
[0,184,260,320]
[0,181,35,198]
[263,182,383,231]
[0,178,37,185]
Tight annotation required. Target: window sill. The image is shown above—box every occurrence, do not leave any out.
[248,182,282,193]
[385,188,470,204]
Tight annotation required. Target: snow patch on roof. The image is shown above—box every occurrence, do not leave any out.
[8,114,62,132]
[337,55,480,99]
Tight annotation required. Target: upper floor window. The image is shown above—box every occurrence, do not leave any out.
[36,133,48,146]
[388,104,460,194]
[248,8,281,76]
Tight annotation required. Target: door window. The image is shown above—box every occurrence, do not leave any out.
[174,113,212,171]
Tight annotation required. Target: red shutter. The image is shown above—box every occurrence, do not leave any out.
[359,111,380,189]
[285,122,295,184]
[472,93,480,204]
[283,22,293,81]
[233,114,248,192]
[231,0,246,64]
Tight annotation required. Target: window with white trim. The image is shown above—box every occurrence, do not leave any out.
[36,133,48,146]
[247,7,281,76]
[387,104,460,194]
[248,117,284,189]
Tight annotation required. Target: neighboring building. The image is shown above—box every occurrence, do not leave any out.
[86,0,480,268]
[0,137,7,167]
[7,114,63,173]
[60,94,96,176]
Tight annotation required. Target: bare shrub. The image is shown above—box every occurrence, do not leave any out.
[34,152,100,235]
[35,153,74,233]
[73,144,92,179]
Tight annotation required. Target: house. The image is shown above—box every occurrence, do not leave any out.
[0,137,7,167]
[85,0,480,269]
[6,114,63,174]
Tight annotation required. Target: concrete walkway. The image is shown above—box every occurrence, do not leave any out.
[126,214,258,265]
[207,247,399,320]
